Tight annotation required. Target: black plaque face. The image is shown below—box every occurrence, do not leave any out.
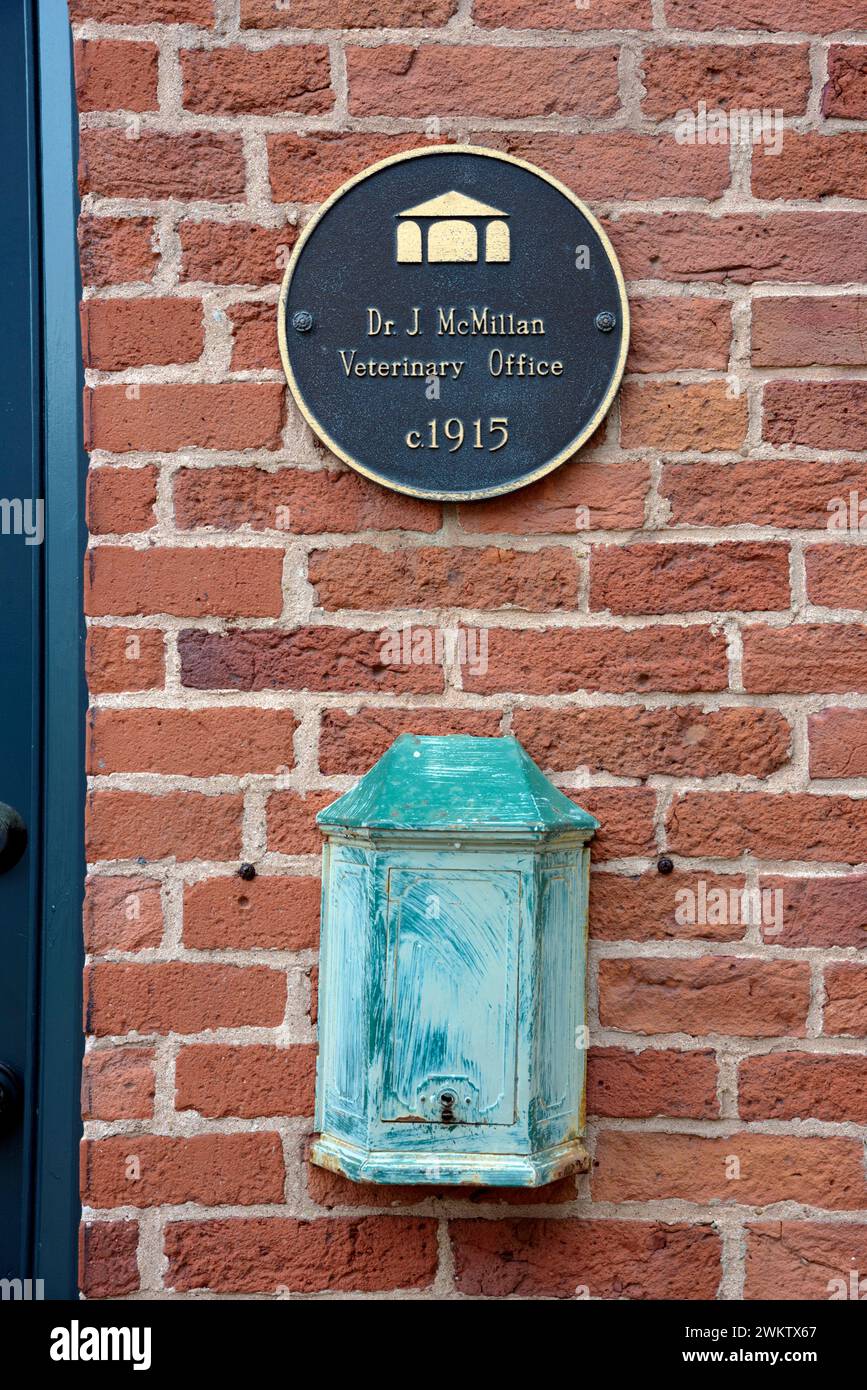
[278,146,628,501]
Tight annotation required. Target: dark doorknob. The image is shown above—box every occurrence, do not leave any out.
[0,803,26,874]
[0,1064,22,1137]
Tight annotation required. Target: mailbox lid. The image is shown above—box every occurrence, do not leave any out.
[317,734,598,835]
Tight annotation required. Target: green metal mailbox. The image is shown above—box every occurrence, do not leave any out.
[311,734,598,1187]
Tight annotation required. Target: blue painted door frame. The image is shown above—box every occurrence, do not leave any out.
[0,0,84,1299]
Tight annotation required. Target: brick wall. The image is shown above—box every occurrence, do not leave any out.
[74,0,867,1301]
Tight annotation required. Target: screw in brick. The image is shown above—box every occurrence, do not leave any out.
[238,862,257,881]
[657,856,674,875]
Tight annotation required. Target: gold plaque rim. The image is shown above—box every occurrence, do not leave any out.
[276,143,630,503]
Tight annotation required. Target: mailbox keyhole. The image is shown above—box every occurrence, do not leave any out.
[439,1091,456,1123]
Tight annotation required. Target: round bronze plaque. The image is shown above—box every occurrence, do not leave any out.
[278,145,628,502]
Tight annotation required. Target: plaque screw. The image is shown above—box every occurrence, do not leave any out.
[238,862,257,881]
[292,310,314,333]
[657,856,674,876]
[595,310,617,333]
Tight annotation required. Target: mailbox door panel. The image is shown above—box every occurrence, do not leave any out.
[319,851,370,1135]
[532,863,583,1135]
[381,867,520,1126]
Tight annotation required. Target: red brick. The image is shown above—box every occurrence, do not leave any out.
[765,381,867,451]
[70,0,212,18]
[86,791,243,862]
[268,132,444,204]
[599,957,810,1036]
[228,301,282,371]
[513,706,790,779]
[86,546,284,618]
[82,1048,155,1120]
[319,708,501,775]
[620,381,747,451]
[242,0,458,23]
[267,790,335,855]
[309,544,579,612]
[181,45,332,117]
[273,128,725,205]
[824,963,867,1036]
[588,1047,719,1119]
[643,44,810,118]
[84,875,164,954]
[78,216,157,288]
[482,131,729,200]
[450,1218,721,1299]
[179,221,296,286]
[184,874,320,950]
[823,45,867,118]
[740,1053,867,1122]
[746,1222,867,1301]
[79,1221,139,1300]
[79,130,246,202]
[475,0,651,27]
[75,40,158,113]
[591,542,790,615]
[347,45,621,118]
[628,298,730,372]
[759,874,867,948]
[81,297,203,370]
[755,133,867,200]
[86,467,157,535]
[179,627,444,694]
[86,627,165,694]
[593,1132,867,1208]
[457,460,649,535]
[590,870,749,943]
[667,791,867,863]
[70,0,867,1295]
[664,460,867,528]
[664,0,867,30]
[753,296,867,368]
[83,1133,284,1208]
[574,787,656,863]
[84,383,284,454]
[174,465,439,534]
[808,546,867,609]
[176,1044,316,1118]
[88,707,296,777]
[85,961,286,1037]
[165,1216,438,1293]
[743,624,867,694]
[462,625,728,695]
[810,707,867,777]
[609,212,867,286]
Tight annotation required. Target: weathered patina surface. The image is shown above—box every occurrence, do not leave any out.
[313,734,597,1186]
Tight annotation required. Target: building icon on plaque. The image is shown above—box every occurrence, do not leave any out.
[396,191,510,264]
[278,146,628,501]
